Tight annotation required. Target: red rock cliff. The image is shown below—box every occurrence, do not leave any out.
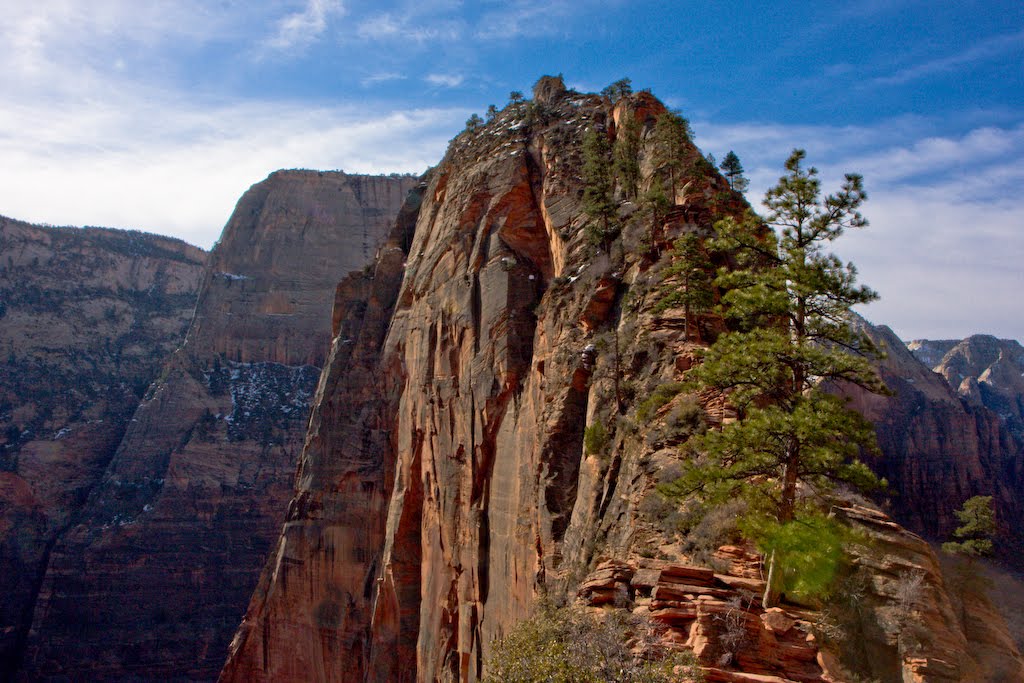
[847,322,1024,562]
[0,217,206,678]
[222,83,1024,682]
[16,171,417,680]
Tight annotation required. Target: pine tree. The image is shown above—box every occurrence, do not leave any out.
[601,77,633,102]
[719,151,749,193]
[942,495,996,557]
[650,110,692,202]
[639,176,671,255]
[663,149,885,605]
[654,232,714,341]
[613,112,642,200]
[582,127,619,252]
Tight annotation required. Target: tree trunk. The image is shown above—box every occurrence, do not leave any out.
[780,438,799,523]
[763,549,780,608]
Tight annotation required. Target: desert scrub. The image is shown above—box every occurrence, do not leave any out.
[646,395,706,447]
[485,601,702,683]
[584,421,609,456]
[635,382,686,422]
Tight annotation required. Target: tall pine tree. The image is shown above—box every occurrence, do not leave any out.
[650,110,692,203]
[582,127,619,252]
[613,112,642,200]
[719,151,749,193]
[663,149,886,605]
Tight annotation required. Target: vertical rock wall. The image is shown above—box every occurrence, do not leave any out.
[18,171,416,680]
[222,87,1024,683]
[221,85,742,683]
[0,218,206,679]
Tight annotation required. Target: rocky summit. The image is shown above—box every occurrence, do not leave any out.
[219,78,1023,682]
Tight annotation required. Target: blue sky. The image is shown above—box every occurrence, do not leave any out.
[1,0,1022,341]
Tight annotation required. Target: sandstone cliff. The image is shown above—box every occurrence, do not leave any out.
[909,335,1024,444]
[221,80,1023,681]
[17,171,417,680]
[848,323,1024,563]
[0,217,206,678]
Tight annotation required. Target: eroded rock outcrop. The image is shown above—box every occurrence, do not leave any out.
[847,323,1024,562]
[222,83,1024,682]
[910,335,1024,443]
[0,217,206,677]
[17,171,416,680]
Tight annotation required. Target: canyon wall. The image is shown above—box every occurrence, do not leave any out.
[910,335,1024,444]
[222,82,1023,682]
[0,217,206,678]
[16,171,417,680]
[848,323,1024,562]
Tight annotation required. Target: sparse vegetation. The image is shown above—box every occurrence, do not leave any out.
[584,421,610,457]
[601,77,634,102]
[635,382,685,422]
[485,601,702,683]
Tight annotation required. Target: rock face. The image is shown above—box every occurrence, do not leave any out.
[0,216,206,677]
[16,171,417,680]
[847,323,1024,562]
[221,82,1023,682]
[910,335,1024,444]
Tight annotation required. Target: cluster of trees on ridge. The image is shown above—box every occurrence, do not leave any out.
[466,76,999,680]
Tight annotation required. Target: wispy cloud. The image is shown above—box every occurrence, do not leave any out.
[265,0,345,52]
[357,12,463,43]
[361,72,407,87]
[426,73,464,88]
[695,117,1024,340]
[476,0,572,40]
[0,90,465,249]
[872,28,1024,86]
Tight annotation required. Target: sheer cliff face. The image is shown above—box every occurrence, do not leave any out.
[0,217,206,676]
[911,335,1024,444]
[17,172,417,680]
[848,324,1024,560]
[223,84,1023,683]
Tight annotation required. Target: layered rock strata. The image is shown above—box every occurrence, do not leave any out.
[223,81,1024,682]
[909,335,1024,443]
[17,171,417,680]
[0,216,206,677]
[847,323,1024,561]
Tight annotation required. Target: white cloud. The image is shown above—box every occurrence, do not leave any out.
[873,28,1024,86]
[265,0,345,52]
[476,0,571,40]
[0,91,465,249]
[357,12,463,43]
[361,72,408,86]
[426,73,464,88]
[695,118,1024,341]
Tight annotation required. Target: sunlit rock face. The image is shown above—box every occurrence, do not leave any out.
[0,216,206,678]
[909,334,1024,443]
[16,171,416,680]
[222,83,1024,683]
